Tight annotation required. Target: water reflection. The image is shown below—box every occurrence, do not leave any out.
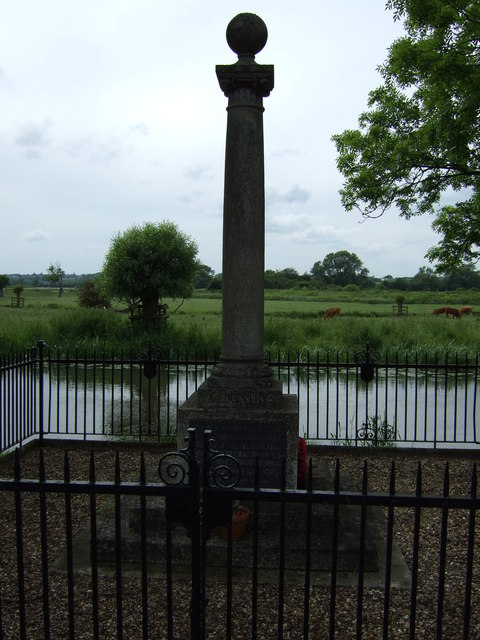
[40,362,479,448]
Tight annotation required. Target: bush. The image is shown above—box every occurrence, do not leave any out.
[77,279,111,309]
[48,309,126,344]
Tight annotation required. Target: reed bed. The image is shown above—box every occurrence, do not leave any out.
[0,289,479,361]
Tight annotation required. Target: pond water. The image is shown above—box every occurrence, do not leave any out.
[35,362,479,449]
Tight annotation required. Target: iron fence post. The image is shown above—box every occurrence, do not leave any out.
[37,340,45,447]
[186,428,203,640]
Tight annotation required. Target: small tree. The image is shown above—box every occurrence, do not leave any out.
[102,221,198,325]
[12,285,23,306]
[0,274,9,297]
[45,262,65,297]
[395,293,405,316]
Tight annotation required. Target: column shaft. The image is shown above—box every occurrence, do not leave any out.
[222,88,265,361]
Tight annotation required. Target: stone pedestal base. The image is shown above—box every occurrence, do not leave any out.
[177,362,299,488]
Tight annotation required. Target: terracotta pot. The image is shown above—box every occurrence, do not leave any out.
[220,507,250,541]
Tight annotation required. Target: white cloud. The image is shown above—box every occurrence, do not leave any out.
[178,189,205,203]
[15,120,52,158]
[23,229,51,242]
[270,148,301,159]
[267,184,311,207]
[128,122,149,136]
[0,66,13,88]
[267,211,354,245]
[184,164,212,180]
[65,130,129,166]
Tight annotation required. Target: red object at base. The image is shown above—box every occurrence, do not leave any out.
[219,507,250,541]
[297,437,307,488]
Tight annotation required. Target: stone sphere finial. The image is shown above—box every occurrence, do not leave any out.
[226,13,268,58]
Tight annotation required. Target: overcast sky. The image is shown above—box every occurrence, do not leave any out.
[1,1,441,278]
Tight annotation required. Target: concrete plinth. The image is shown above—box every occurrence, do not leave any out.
[177,366,298,488]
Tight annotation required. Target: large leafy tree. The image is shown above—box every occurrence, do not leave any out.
[311,250,370,287]
[193,263,215,289]
[333,0,480,271]
[102,221,198,324]
[409,266,441,291]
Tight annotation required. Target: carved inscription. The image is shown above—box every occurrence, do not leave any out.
[190,420,287,488]
[208,389,273,409]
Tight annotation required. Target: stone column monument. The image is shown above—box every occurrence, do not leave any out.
[177,13,298,488]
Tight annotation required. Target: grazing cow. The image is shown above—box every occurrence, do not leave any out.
[445,307,461,318]
[432,306,460,318]
[432,307,446,315]
[323,307,340,320]
[460,306,473,316]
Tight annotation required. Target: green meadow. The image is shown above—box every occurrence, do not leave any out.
[1,287,479,361]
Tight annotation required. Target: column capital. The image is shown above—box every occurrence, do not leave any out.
[216,63,274,98]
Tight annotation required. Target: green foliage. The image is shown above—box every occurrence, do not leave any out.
[102,221,198,324]
[264,267,310,289]
[49,309,126,345]
[45,262,65,296]
[333,0,480,271]
[0,275,9,291]
[77,278,111,309]
[207,273,223,291]
[311,251,371,287]
[12,285,24,299]
[427,202,480,271]
[409,267,440,291]
[333,414,399,448]
[194,263,215,289]
[0,287,479,360]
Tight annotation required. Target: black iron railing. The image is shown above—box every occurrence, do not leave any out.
[0,342,479,454]
[0,431,478,639]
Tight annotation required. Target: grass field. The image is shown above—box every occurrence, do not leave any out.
[1,287,479,360]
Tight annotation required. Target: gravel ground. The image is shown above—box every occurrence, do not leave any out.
[0,445,479,639]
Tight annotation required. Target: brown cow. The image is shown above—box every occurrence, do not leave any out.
[432,306,460,319]
[446,307,460,318]
[460,306,473,316]
[432,307,446,315]
[323,307,340,320]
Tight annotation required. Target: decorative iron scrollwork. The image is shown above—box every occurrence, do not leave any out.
[158,432,195,485]
[357,421,376,442]
[158,452,190,485]
[204,433,242,489]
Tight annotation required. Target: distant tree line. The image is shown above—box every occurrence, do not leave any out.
[5,247,480,321]
[6,272,93,288]
[198,250,480,292]
[6,249,480,299]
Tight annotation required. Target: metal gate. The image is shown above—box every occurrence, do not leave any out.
[159,427,246,640]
